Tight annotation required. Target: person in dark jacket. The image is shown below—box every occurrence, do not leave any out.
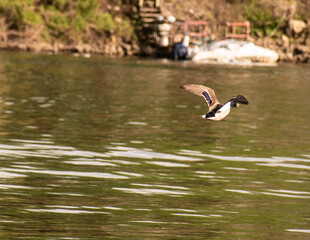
[172,36,189,60]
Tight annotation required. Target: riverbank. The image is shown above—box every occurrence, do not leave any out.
[0,0,309,63]
[0,0,139,57]
[0,38,140,57]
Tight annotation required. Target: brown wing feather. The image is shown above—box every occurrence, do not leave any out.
[180,84,220,110]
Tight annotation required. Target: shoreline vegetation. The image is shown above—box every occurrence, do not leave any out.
[0,0,309,63]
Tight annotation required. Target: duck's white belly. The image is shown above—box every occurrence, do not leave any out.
[208,102,231,121]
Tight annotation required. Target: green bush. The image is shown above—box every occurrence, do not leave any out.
[52,0,67,11]
[22,7,44,26]
[77,0,99,17]
[243,3,283,37]
[71,14,87,32]
[92,12,115,32]
[46,7,69,31]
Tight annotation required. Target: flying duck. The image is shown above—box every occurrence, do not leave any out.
[180,84,249,121]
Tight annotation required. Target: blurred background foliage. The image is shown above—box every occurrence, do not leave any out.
[0,0,308,45]
[240,0,308,37]
[0,0,135,43]
[243,3,284,37]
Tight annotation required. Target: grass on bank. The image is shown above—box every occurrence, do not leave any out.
[0,0,135,44]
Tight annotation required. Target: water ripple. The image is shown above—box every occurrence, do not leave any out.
[179,150,310,170]
[146,161,189,167]
[107,146,202,161]
[171,213,209,218]
[131,183,189,190]
[224,189,253,194]
[2,167,129,179]
[0,184,32,189]
[286,229,310,233]
[0,170,26,178]
[261,189,310,199]
[25,208,110,214]
[64,160,117,166]
[266,189,310,195]
[257,163,310,170]
[113,187,190,196]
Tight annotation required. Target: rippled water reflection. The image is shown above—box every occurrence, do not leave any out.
[0,52,309,239]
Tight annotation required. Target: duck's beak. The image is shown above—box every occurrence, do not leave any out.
[236,103,240,108]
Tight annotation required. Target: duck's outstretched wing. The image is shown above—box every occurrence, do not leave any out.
[228,95,249,104]
[180,84,219,110]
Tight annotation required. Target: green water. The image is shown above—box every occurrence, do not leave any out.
[0,52,309,239]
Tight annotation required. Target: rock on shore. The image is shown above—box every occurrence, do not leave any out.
[254,19,310,63]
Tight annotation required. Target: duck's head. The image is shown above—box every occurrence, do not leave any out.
[231,102,240,108]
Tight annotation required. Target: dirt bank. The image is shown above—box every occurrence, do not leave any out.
[0,1,139,57]
[0,0,309,63]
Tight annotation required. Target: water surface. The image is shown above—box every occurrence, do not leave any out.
[0,52,309,239]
